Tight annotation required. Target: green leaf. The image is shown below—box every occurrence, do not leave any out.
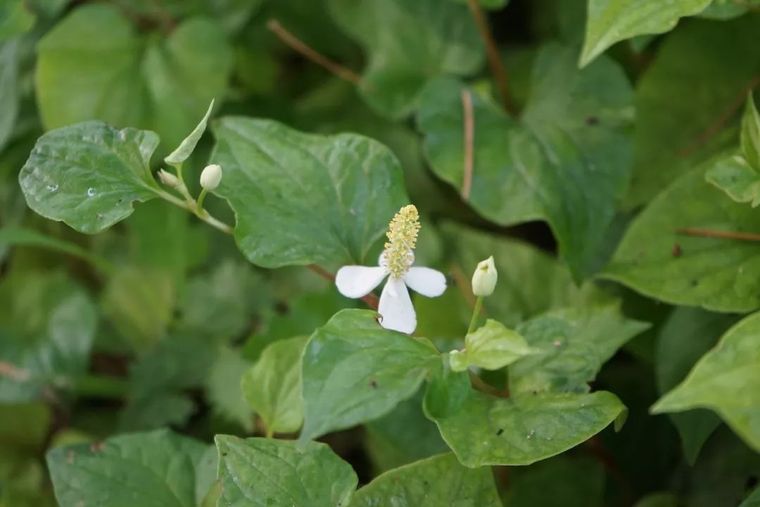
[350,453,502,507]
[47,429,216,507]
[450,319,534,372]
[327,0,483,119]
[241,336,308,435]
[510,304,649,395]
[652,310,760,452]
[165,100,215,166]
[741,94,760,171]
[215,435,357,507]
[580,0,711,67]
[206,346,253,431]
[0,272,97,402]
[210,118,407,268]
[36,4,233,151]
[741,486,760,507]
[441,222,594,327]
[705,152,760,207]
[301,309,439,440]
[604,162,760,312]
[424,367,626,466]
[19,122,159,234]
[418,44,633,278]
[626,17,760,207]
[101,265,175,351]
[656,307,735,464]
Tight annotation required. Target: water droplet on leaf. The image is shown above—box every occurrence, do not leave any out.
[87,187,96,197]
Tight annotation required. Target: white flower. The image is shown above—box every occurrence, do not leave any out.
[335,205,446,334]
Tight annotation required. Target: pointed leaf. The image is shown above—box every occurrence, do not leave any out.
[165,99,215,166]
[741,94,760,171]
[215,435,357,507]
[450,319,534,372]
[301,309,439,440]
[211,118,407,268]
[706,152,760,207]
[652,310,760,452]
[241,336,308,434]
[580,0,711,67]
[424,367,626,466]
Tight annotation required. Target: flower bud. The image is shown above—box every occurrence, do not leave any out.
[200,164,222,191]
[471,256,497,297]
[157,169,181,188]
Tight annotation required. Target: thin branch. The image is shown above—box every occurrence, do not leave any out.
[267,19,362,85]
[679,76,760,158]
[466,0,514,114]
[461,89,475,201]
[469,372,508,398]
[676,227,760,242]
[308,264,379,310]
[152,187,234,235]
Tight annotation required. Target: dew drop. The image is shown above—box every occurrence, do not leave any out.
[87,187,96,197]
[47,184,58,192]
[527,429,536,439]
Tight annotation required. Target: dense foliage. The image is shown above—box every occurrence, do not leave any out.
[1,0,760,505]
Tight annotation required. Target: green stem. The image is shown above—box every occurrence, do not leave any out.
[150,187,234,235]
[72,374,130,399]
[467,296,483,334]
[196,187,209,212]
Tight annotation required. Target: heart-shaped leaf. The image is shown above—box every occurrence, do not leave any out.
[301,309,439,440]
[211,117,408,268]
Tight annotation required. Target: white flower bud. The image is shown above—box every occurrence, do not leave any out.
[471,256,497,297]
[200,164,222,190]
[157,169,181,188]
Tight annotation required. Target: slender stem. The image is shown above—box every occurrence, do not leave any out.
[151,187,234,235]
[461,89,475,201]
[676,227,760,242]
[467,296,483,334]
[196,188,209,211]
[265,427,274,439]
[466,0,514,114]
[267,19,362,85]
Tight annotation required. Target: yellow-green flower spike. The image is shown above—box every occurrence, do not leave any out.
[383,204,421,278]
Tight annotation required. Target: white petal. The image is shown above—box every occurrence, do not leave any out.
[404,267,446,297]
[335,266,387,298]
[378,277,416,334]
